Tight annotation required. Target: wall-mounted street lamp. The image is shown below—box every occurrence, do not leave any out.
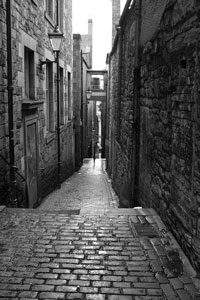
[86,89,92,100]
[40,26,63,70]
[50,25,63,189]
[41,24,64,189]
[48,25,64,52]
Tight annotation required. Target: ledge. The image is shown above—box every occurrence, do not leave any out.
[22,100,44,111]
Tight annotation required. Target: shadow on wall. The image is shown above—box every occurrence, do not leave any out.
[119,180,132,208]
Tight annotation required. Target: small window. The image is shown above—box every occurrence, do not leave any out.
[68,72,72,120]
[58,0,64,31]
[46,0,53,20]
[46,61,54,132]
[24,47,35,100]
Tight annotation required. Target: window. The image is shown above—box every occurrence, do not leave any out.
[60,67,64,125]
[46,0,53,20]
[45,0,63,29]
[24,47,35,100]
[58,0,64,31]
[68,72,72,120]
[46,61,54,132]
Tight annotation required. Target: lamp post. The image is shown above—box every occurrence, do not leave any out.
[48,25,63,188]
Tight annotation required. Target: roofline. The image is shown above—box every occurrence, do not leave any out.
[110,0,134,57]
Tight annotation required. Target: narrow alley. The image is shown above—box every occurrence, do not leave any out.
[0,159,199,300]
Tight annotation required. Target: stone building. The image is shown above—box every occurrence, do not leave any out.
[73,33,91,169]
[107,0,200,273]
[0,0,74,207]
[73,19,93,168]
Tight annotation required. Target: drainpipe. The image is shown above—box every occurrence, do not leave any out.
[6,0,18,207]
[56,0,61,188]
[80,50,84,164]
[131,0,141,207]
[117,26,122,139]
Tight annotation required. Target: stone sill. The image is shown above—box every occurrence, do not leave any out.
[22,100,43,111]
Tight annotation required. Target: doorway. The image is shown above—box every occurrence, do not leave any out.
[24,115,39,208]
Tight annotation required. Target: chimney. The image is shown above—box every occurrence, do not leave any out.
[88,19,93,68]
[112,0,121,45]
[88,19,93,37]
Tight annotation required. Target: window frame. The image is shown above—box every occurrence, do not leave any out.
[46,61,54,133]
[60,67,64,125]
[24,47,35,100]
[67,71,72,121]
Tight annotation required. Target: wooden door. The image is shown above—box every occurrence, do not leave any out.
[25,116,39,208]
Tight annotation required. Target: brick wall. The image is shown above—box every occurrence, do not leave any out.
[0,0,74,206]
[140,0,200,272]
[73,34,82,169]
[112,0,121,45]
[108,0,200,272]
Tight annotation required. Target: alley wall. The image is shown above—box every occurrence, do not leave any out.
[0,0,74,207]
[108,0,200,273]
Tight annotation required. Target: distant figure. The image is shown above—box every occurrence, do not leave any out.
[93,142,98,164]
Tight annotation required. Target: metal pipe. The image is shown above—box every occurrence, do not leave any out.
[6,0,18,207]
[80,50,84,163]
[131,0,141,207]
[56,0,61,188]
[117,27,122,139]
[56,51,61,189]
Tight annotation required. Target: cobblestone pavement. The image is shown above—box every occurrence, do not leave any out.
[38,159,118,212]
[0,159,199,300]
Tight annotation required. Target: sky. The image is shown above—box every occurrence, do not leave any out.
[72,0,126,69]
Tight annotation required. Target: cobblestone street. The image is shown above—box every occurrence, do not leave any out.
[0,159,199,299]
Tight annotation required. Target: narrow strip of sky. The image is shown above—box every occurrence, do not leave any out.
[72,0,126,69]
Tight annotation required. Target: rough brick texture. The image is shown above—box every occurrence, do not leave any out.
[0,0,74,206]
[108,0,200,273]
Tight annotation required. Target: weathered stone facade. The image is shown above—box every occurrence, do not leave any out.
[108,0,200,273]
[0,0,74,207]
[73,33,91,169]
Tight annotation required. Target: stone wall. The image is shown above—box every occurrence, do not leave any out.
[73,34,82,170]
[0,0,74,206]
[108,0,200,272]
[140,0,200,273]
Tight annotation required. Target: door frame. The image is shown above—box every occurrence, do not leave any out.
[24,114,39,208]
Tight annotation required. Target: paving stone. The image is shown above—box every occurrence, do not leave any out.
[176,289,191,300]
[108,296,132,300]
[38,292,65,299]
[0,159,198,300]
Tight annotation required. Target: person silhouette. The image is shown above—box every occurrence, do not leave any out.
[93,142,98,164]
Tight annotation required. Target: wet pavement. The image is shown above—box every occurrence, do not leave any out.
[0,159,199,300]
[38,159,118,213]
